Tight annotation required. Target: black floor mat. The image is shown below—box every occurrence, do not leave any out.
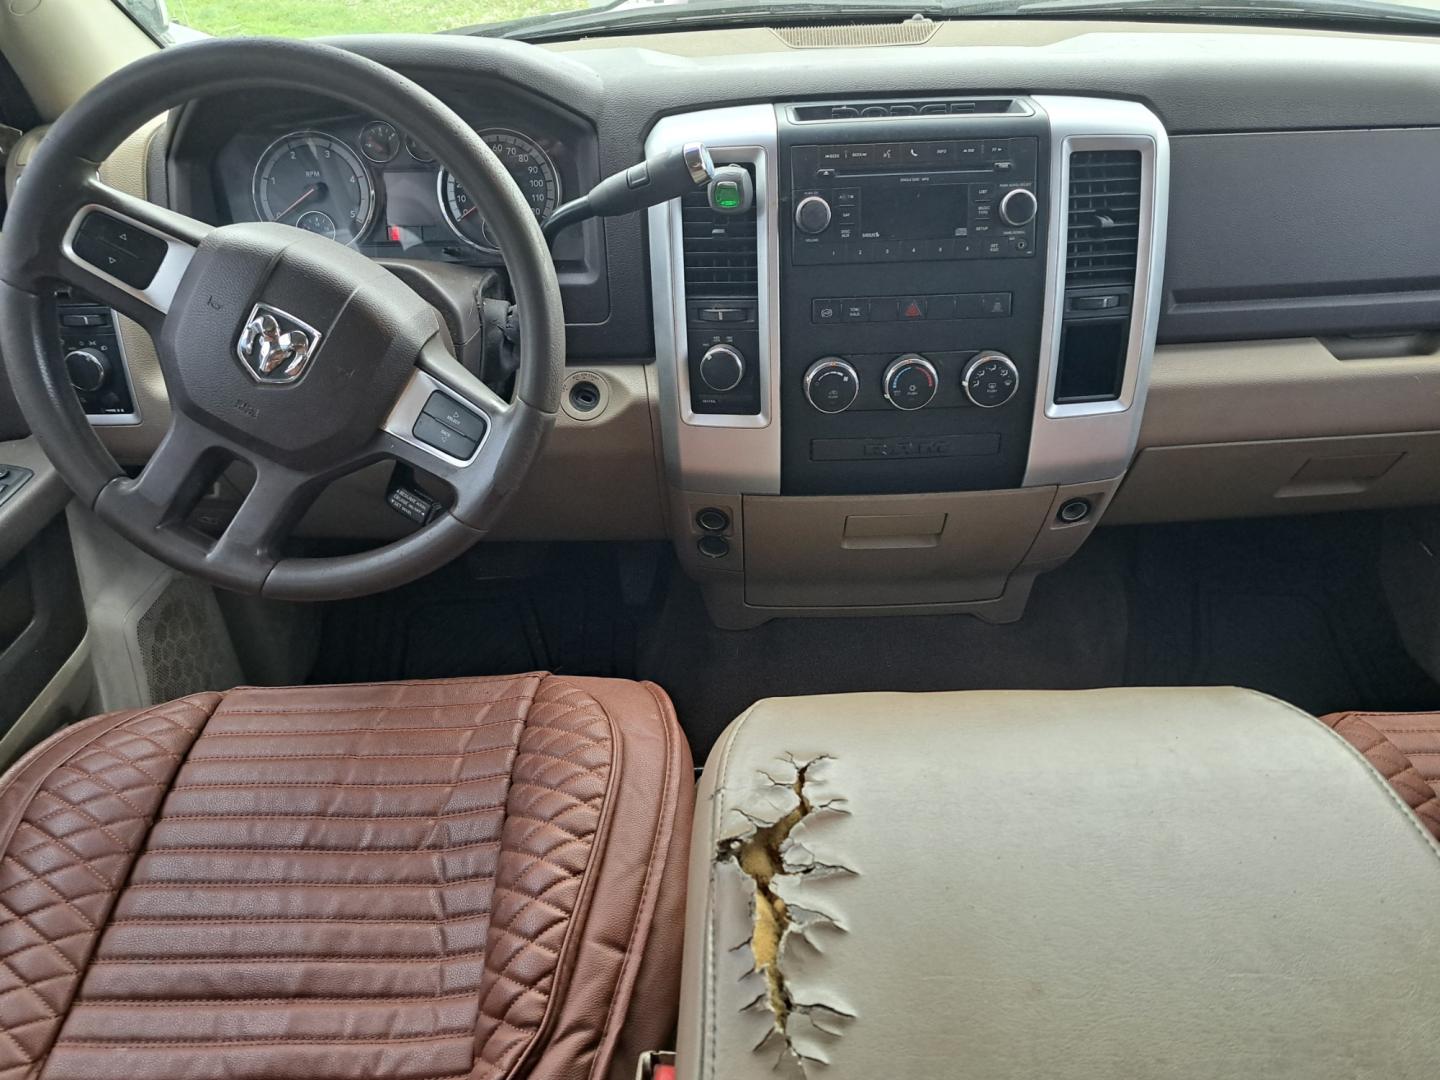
[305,515,1440,761]
[638,536,1131,759]
[1122,515,1437,716]
[309,544,642,684]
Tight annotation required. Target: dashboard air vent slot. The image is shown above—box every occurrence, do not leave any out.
[681,165,758,300]
[775,19,939,47]
[791,98,1023,122]
[1066,149,1142,286]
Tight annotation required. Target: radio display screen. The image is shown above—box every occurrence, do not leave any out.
[861,183,968,240]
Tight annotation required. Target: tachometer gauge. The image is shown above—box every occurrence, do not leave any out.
[439,129,560,253]
[252,130,375,246]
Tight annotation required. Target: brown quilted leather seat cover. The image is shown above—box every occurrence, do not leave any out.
[0,674,692,1080]
[1322,710,1440,841]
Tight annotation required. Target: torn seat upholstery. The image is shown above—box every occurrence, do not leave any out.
[677,687,1440,1080]
[0,674,693,1080]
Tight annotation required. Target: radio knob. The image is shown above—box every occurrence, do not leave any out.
[64,348,110,394]
[998,188,1039,227]
[698,344,745,393]
[804,357,859,414]
[883,354,938,411]
[794,195,833,235]
[963,351,1020,408]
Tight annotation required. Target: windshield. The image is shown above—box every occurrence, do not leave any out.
[117,0,1440,42]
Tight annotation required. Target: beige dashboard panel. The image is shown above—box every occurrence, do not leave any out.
[1143,337,1440,446]
[295,364,666,541]
[1109,338,1440,522]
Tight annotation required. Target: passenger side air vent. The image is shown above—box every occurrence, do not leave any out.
[681,166,757,300]
[1065,149,1142,286]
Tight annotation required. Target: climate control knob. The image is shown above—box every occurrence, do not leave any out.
[64,348,110,394]
[963,351,1020,408]
[803,357,859,414]
[883,354,938,411]
[698,344,745,393]
[998,188,1039,227]
[794,195,833,235]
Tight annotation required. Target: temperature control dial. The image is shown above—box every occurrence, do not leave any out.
[804,357,859,414]
[963,352,1020,408]
[883,354,938,411]
[698,344,746,393]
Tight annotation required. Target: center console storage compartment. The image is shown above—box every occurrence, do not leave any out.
[741,488,1054,607]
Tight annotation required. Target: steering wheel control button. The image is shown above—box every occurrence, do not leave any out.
[963,352,1020,408]
[71,212,167,289]
[804,358,860,414]
[998,187,1040,226]
[883,354,939,411]
[64,348,110,394]
[695,507,731,533]
[698,344,745,393]
[1058,498,1092,524]
[412,415,477,459]
[420,391,488,443]
[697,535,730,559]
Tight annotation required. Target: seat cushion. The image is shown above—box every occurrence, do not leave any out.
[0,674,692,1080]
[1321,710,1440,840]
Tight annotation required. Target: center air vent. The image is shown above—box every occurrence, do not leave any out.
[1066,149,1142,286]
[681,166,757,300]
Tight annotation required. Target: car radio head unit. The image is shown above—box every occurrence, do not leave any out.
[790,137,1039,266]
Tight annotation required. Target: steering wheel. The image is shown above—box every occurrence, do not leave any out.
[0,38,564,601]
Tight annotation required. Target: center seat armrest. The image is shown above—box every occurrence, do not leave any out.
[677,687,1440,1080]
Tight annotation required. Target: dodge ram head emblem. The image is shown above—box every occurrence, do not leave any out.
[235,304,321,384]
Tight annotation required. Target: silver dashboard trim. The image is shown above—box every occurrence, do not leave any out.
[1024,96,1170,487]
[86,314,142,427]
[646,104,781,495]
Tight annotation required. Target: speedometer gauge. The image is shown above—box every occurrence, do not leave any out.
[252,130,375,246]
[439,130,560,253]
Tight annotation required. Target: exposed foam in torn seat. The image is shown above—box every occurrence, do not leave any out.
[713,754,856,1077]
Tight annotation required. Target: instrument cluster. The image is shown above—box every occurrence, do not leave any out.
[221,114,566,263]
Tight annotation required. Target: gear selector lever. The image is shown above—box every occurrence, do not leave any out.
[542,141,714,243]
